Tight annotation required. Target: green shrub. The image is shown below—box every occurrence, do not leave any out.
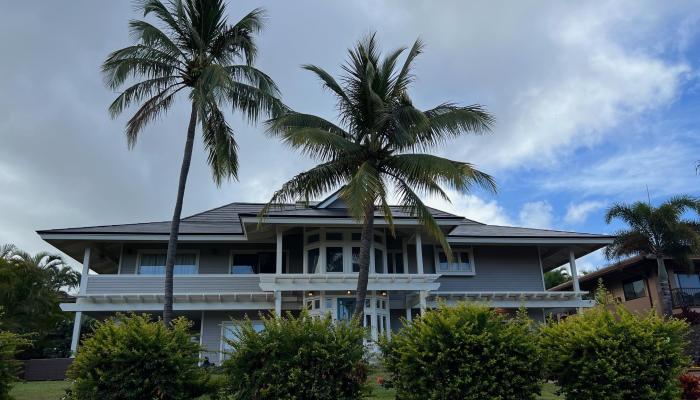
[222,312,368,400]
[65,314,208,400]
[0,330,30,400]
[540,292,690,400]
[380,303,543,400]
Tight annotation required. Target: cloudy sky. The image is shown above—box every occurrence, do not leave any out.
[1,1,699,273]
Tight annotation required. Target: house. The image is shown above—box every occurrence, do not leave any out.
[38,193,612,364]
[550,255,700,316]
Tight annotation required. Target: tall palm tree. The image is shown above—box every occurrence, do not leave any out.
[104,0,283,325]
[605,195,700,316]
[261,34,496,320]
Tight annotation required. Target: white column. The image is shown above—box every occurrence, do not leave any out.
[385,313,392,339]
[79,246,91,296]
[70,311,82,357]
[402,239,409,274]
[276,228,283,275]
[415,232,424,275]
[569,249,580,292]
[274,290,282,316]
[405,306,412,322]
[419,290,428,315]
[370,291,378,341]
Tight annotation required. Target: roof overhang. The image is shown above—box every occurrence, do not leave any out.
[243,216,465,227]
[38,233,247,242]
[447,236,613,245]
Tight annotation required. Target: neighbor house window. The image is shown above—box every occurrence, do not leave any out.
[436,250,474,274]
[622,279,646,301]
[677,273,700,289]
[137,253,196,275]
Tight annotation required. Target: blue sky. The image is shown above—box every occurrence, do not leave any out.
[0,1,699,273]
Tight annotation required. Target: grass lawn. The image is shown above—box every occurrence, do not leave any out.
[11,379,563,399]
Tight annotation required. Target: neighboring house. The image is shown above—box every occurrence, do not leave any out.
[550,255,700,316]
[38,193,612,364]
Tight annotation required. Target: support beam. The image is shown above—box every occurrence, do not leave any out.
[276,228,283,275]
[419,290,428,315]
[405,307,412,322]
[370,291,378,341]
[274,290,282,316]
[569,249,580,292]
[70,311,82,357]
[79,247,91,296]
[415,232,424,275]
[402,239,409,275]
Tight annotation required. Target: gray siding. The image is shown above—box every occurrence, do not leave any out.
[436,245,544,292]
[85,275,261,295]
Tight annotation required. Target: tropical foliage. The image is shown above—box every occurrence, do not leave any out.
[65,314,209,400]
[222,312,368,400]
[103,0,283,325]
[261,34,495,318]
[605,195,700,315]
[380,303,542,400]
[540,287,690,400]
[544,268,570,289]
[0,328,31,400]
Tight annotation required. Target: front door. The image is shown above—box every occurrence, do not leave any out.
[337,298,356,322]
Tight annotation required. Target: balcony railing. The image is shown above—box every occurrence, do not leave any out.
[671,288,700,308]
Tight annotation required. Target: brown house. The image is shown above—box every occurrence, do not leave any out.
[550,255,700,316]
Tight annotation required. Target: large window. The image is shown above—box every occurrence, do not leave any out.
[137,253,197,275]
[307,248,320,274]
[677,273,700,289]
[221,321,264,361]
[230,252,283,274]
[326,247,344,272]
[436,249,474,275]
[303,229,387,274]
[622,279,646,301]
[388,251,404,274]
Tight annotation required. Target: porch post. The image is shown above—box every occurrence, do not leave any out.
[569,249,580,292]
[405,306,412,322]
[69,311,82,357]
[402,239,409,274]
[370,291,378,341]
[276,228,283,275]
[415,232,424,275]
[79,246,91,296]
[419,290,427,315]
[274,290,282,316]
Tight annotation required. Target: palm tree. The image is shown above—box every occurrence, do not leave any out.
[103,0,283,325]
[605,195,700,316]
[1,244,80,292]
[261,34,496,320]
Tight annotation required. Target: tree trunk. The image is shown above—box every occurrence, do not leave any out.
[163,103,198,326]
[656,256,674,317]
[353,202,375,322]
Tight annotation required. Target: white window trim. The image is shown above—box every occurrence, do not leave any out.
[433,247,476,276]
[135,249,200,275]
[228,249,289,275]
[219,320,264,362]
[303,228,387,274]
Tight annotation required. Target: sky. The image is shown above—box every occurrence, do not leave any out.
[1,0,700,274]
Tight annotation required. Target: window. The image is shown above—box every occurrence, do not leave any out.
[677,274,700,289]
[388,252,404,274]
[352,247,361,272]
[326,232,343,241]
[307,233,320,244]
[436,250,473,274]
[374,249,384,273]
[137,253,196,275]
[351,232,362,241]
[307,248,320,274]
[622,279,646,301]
[326,247,343,272]
[230,252,282,274]
[231,253,258,274]
[221,321,264,360]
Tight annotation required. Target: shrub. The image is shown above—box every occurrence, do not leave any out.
[540,291,690,400]
[222,312,368,400]
[681,374,700,400]
[0,330,30,400]
[65,314,208,400]
[380,303,543,400]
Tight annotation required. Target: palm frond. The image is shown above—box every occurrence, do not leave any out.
[340,161,383,221]
[211,8,265,64]
[128,19,184,59]
[108,76,180,117]
[391,38,423,98]
[200,101,238,185]
[125,84,185,147]
[102,45,183,89]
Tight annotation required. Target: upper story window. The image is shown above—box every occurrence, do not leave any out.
[677,273,700,289]
[231,251,285,274]
[622,279,646,301]
[137,253,197,275]
[387,251,404,274]
[435,249,474,275]
[304,229,387,274]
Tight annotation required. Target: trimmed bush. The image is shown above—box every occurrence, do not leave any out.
[380,303,543,400]
[65,314,208,400]
[0,330,30,400]
[540,292,690,400]
[222,312,368,400]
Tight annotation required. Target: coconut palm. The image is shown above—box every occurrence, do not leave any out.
[605,195,700,316]
[261,34,496,319]
[104,0,283,325]
[1,244,79,292]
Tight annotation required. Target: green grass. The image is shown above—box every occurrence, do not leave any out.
[10,379,563,400]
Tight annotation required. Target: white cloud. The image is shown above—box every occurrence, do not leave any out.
[517,201,554,229]
[564,201,606,225]
[423,191,512,226]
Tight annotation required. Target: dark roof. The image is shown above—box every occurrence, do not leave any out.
[449,224,608,238]
[549,255,647,291]
[37,202,466,236]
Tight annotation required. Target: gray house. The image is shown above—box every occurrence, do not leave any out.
[38,192,611,364]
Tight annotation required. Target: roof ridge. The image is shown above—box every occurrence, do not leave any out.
[478,224,610,236]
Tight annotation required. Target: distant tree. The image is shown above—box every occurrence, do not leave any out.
[605,195,700,316]
[261,34,496,320]
[544,268,571,289]
[104,0,283,326]
[2,245,79,292]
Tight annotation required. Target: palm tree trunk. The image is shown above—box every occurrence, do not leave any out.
[163,103,198,326]
[656,256,674,317]
[353,202,375,321]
